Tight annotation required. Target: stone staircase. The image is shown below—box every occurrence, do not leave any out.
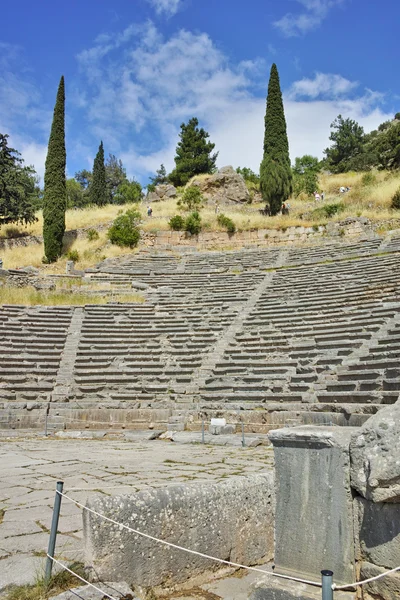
[1,238,400,431]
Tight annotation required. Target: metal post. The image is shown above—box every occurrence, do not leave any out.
[201,420,205,444]
[241,422,245,447]
[45,412,48,437]
[321,570,333,600]
[45,481,64,583]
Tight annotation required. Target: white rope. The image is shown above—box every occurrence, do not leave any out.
[58,491,322,588]
[46,555,119,600]
[333,564,400,590]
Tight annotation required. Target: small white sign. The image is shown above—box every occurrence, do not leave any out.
[210,418,226,427]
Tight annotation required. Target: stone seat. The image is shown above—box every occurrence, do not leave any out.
[317,391,382,403]
[200,391,304,402]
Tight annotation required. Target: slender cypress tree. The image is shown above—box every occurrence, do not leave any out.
[43,76,66,262]
[260,64,292,215]
[90,141,107,206]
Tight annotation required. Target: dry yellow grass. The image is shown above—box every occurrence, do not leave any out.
[1,170,400,277]
[0,286,145,306]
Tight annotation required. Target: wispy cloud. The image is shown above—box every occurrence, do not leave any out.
[288,72,359,99]
[274,0,344,37]
[146,0,183,17]
[74,21,264,177]
[72,21,391,181]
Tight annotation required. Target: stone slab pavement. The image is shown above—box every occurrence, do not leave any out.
[0,432,273,596]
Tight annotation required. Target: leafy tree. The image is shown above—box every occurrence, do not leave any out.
[113,179,142,204]
[177,186,205,211]
[105,154,126,202]
[292,155,321,197]
[169,118,218,187]
[90,141,107,206]
[66,178,85,209]
[373,120,400,170]
[75,169,92,189]
[148,164,168,191]
[259,63,292,215]
[0,133,38,226]
[43,75,66,263]
[324,115,365,173]
[236,167,260,185]
[107,208,141,247]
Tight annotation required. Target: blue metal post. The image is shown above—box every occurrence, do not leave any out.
[321,570,333,600]
[45,481,64,583]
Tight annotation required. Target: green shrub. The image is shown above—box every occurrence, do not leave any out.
[185,211,202,235]
[312,224,319,232]
[178,186,205,211]
[86,228,100,241]
[313,202,345,220]
[169,215,185,230]
[107,209,141,248]
[67,249,80,262]
[361,172,377,187]
[391,187,400,210]
[217,214,236,235]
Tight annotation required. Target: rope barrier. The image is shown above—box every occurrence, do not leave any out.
[46,555,119,600]
[58,490,322,588]
[333,564,400,590]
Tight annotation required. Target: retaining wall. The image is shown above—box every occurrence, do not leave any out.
[83,472,274,590]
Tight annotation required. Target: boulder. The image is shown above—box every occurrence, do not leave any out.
[147,184,177,202]
[191,166,250,204]
[350,399,400,501]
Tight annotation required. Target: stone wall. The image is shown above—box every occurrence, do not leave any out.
[0,217,374,255]
[83,473,274,590]
[142,218,375,250]
[269,408,400,600]
[350,401,400,600]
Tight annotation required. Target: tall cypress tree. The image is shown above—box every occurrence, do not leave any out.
[90,141,107,206]
[43,76,66,262]
[260,64,292,215]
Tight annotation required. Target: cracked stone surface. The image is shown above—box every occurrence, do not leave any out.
[0,434,273,593]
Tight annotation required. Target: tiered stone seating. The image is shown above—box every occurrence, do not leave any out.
[199,252,400,426]
[1,237,400,431]
[0,306,73,428]
[71,271,265,404]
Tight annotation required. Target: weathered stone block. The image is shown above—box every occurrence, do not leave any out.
[350,400,400,502]
[83,473,274,588]
[269,426,357,585]
[360,561,400,600]
[355,496,400,569]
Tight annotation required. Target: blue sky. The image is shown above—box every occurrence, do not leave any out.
[1,0,398,185]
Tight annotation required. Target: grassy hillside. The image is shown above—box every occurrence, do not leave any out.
[1,170,400,274]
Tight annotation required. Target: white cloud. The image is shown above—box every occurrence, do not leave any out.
[146,0,182,17]
[288,72,359,99]
[71,23,394,184]
[274,0,344,36]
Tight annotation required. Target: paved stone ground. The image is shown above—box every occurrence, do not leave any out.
[0,432,273,595]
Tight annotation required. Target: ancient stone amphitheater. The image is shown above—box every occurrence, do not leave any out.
[2,231,400,434]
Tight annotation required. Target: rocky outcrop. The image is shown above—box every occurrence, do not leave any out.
[191,166,250,204]
[147,184,177,203]
[350,399,400,502]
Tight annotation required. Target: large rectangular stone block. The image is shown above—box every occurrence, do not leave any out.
[269,426,357,585]
[83,473,274,588]
[355,496,400,569]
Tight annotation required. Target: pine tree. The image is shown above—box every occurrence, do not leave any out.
[90,141,107,206]
[260,64,292,215]
[43,76,66,262]
[169,118,218,187]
